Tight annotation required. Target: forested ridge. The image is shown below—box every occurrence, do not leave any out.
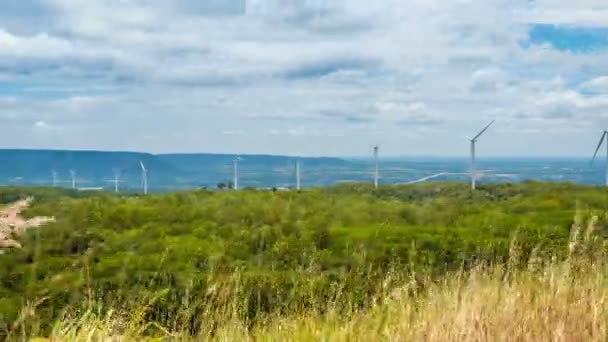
[0,181,607,338]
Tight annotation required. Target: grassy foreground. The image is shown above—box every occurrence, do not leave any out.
[28,260,608,341]
[1,182,607,341]
[21,216,608,341]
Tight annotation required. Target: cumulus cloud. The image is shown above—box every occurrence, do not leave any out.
[470,69,509,93]
[0,29,73,57]
[0,0,608,156]
[532,90,608,123]
[524,0,608,26]
[580,76,608,94]
[370,101,439,126]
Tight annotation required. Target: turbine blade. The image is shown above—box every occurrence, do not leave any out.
[591,132,607,165]
[140,161,147,172]
[472,120,495,141]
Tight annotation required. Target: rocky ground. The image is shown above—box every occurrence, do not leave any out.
[0,198,54,249]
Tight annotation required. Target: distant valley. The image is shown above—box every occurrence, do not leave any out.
[0,149,605,191]
[0,149,349,191]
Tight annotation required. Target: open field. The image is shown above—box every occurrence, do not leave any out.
[0,182,607,340]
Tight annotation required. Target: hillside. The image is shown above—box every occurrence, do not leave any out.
[0,181,607,340]
[158,153,348,171]
[0,149,348,190]
[0,149,176,190]
[157,153,349,188]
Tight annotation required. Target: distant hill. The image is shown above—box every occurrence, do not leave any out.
[157,153,350,189]
[158,153,348,171]
[2,150,607,189]
[0,149,349,191]
[0,149,176,190]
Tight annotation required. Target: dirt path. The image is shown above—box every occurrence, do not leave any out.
[0,198,55,249]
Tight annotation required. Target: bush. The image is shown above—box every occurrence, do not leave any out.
[0,182,602,336]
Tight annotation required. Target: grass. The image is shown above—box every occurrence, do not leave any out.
[2,183,608,341]
[17,215,608,341]
[20,256,607,341]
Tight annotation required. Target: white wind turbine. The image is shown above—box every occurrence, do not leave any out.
[468,120,495,190]
[373,145,379,190]
[232,157,242,190]
[140,161,148,194]
[107,168,123,193]
[69,169,77,189]
[51,170,58,187]
[295,159,301,191]
[591,130,608,186]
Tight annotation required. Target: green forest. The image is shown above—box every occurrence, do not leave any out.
[1,182,607,338]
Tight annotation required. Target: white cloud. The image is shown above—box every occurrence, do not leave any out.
[51,96,111,113]
[523,1,608,26]
[222,129,246,136]
[370,101,438,125]
[533,90,608,121]
[34,121,48,128]
[470,69,509,93]
[0,1,607,156]
[580,76,608,94]
[0,29,73,57]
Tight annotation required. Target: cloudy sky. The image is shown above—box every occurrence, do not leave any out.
[1,0,608,157]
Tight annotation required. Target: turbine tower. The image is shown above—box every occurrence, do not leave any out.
[373,145,379,190]
[140,161,148,195]
[51,170,58,187]
[108,168,122,193]
[233,157,241,190]
[69,169,76,189]
[591,130,608,186]
[468,120,495,190]
[295,159,301,191]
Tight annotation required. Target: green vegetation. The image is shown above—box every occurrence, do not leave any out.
[35,251,608,341]
[1,181,608,340]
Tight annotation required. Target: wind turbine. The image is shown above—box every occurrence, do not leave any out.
[69,169,77,189]
[295,159,301,191]
[233,157,242,190]
[51,170,58,187]
[140,161,148,194]
[373,145,379,190]
[107,168,123,193]
[468,120,495,190]
[591,130,608,186]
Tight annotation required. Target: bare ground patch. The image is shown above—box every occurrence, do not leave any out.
[0,197,55,249]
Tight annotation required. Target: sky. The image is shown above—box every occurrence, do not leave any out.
[1,0,608,157]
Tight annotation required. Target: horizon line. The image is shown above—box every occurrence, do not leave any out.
[0,147,597,160]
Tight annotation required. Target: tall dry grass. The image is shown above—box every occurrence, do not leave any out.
[18,215,608,341]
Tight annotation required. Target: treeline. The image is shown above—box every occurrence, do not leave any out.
[1,181,607,335]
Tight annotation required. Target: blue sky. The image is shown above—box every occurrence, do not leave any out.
[528,24,608,53]
[1,0,608,157]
